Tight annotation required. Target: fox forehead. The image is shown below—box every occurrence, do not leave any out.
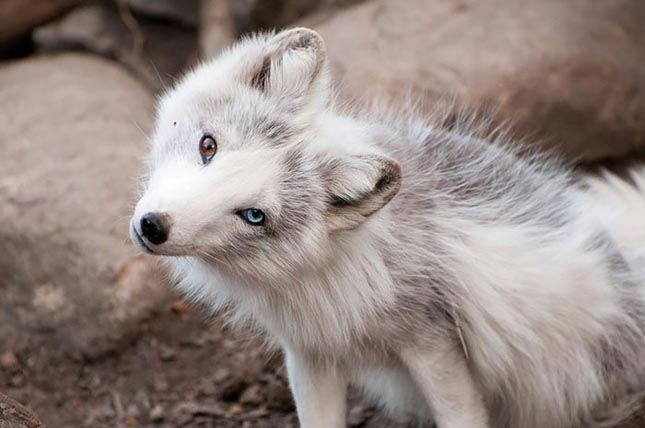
[154,34,294,139]
[153,84,301,163]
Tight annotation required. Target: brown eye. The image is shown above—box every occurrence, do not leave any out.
[199,134,217,164]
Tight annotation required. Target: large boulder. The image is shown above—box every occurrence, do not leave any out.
[0,53,170,359]
[303,0,645,161]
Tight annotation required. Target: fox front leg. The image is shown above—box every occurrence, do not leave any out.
[285,350,348,428]
[401,336,489,428]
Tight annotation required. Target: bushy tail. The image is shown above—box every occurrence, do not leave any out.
[584,167,645,428]
[584,167,645,258]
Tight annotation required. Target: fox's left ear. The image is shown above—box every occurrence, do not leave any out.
[250,28,329,111]
[320,154,402,232]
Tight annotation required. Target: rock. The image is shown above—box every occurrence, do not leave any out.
[33,3,198,92]
[148,404,164,422]
[198,0,364,58]
[126,0,198,27]
[153,376,170,393]
[239,384,264,405]
[212,367,231,383]
[230,0,322,34]
[0,350,20,371]
[175,401,226,417]
[159,344,177,361]
[304,0,645,161]
[230,0,363,34]
[0,393,46,428]
[228,403,243,415]
[0,0,83,49]
[33,5,119,57]
[197,378,217,397]
[0,53,171,359]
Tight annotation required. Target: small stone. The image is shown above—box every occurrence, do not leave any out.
[134,389,151,411]
[153,377,169,393]
[197,379,216,397]
[159,345,176,361]
[9,374,24,387]
[177,401,225,417]
[229,403,242,415]
[179,336,205,348]
[149,404,164,422]
[245,407,269,418]
[125,403,140,417]
[213,368,230,383]
[239,384,264,405]
[0,351,19,371]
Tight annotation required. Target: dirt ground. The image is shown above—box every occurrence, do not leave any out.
[0,299,417,428]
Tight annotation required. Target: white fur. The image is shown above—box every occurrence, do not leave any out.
[131,29,645,428]
[401,339,489,427]
[286,350,348,428]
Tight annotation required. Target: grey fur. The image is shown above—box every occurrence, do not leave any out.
[131,28,645,428]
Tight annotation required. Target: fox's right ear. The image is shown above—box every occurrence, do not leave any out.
[319,154,402,232]
[248,28,329,112]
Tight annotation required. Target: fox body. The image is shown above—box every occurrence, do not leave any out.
[130,28,645,427]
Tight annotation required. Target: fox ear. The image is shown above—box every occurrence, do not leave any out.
[320,154,402,232]
[250,28,329,110]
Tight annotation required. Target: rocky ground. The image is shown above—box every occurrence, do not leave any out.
[1,0,645,426]
[0,299,415,428]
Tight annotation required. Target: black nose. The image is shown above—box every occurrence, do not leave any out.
[140,212,169,245]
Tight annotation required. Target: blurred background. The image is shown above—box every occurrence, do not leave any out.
[0,0,644,427]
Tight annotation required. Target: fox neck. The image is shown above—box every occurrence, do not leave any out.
[269,225,396,353]
[173,216,397,356]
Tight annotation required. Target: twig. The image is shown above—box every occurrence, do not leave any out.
[111,390,125,428]
[114,0,145,58]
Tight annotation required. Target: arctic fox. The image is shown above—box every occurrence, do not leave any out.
[130,28,645,428]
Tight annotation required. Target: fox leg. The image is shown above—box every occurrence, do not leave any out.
[285,349,348,428]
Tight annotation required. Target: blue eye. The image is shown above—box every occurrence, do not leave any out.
[238,208,265,226]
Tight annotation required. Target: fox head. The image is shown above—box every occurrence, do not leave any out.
[131,28,401,282]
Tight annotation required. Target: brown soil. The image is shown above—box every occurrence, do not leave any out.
[0,299,416,428]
